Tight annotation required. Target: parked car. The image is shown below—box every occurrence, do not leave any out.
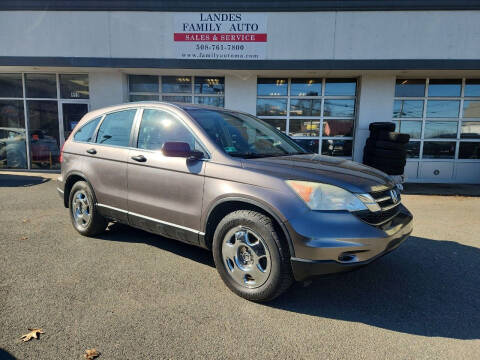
[57,102,413,301]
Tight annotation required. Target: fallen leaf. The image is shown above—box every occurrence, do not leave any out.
[19,237,28,240]
[85,348,100,359]
[22,219,30,223]
[20,328,44,342]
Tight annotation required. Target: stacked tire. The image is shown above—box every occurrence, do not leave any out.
[363,122,410,175]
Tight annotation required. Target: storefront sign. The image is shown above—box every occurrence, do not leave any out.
[173,13,267,60]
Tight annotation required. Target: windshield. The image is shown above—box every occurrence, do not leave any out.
[185,108,309,158]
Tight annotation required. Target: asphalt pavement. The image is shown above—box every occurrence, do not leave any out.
[1,173,479,359]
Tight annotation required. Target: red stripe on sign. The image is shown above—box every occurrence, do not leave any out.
[174,33,267,42]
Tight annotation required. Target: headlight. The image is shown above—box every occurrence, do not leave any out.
[286,180,371,212]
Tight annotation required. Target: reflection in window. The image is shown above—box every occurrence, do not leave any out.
[459,142,480,159]
[322,139,352,157]
[162,95,191,103]
[261,118,286,132]
[194,77,224,95]
[129,75,159,93]
[393,100,423,118]
[465,79,480,97]
[96,109,136,147]
[257,78,287,96]
[289,99,321,116]
[424,121,457,139]
[406,141,420,158]
[0,127,27,169]
[325,79,356,96]
[395,79,425,97]
[426,100,460,118]
[323,99,355,117]
[256,98,287,116]
[0,100,25,128]
[289,119,320,137]
[162,76,192,93]
[60,74,89,99]
[194,96,224,107]
[323,119,353,137]
[397,121,422,139]
[461,122,480,138]
[428,79,461,97]
[27,100,60,169]
[422,141,456,159]
[290,78,322,96]
[293,139,318,153]
[25,74,57,99]
[130,94,159,102]
[0,73,23,98]
[73,117,101,143]
[463,100,480,118]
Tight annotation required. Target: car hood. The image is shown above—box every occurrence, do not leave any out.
[241,154,395,193]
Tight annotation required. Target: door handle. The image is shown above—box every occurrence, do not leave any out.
[131,154,147,162]
[86,148,97,155]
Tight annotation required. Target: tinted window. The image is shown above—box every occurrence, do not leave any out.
[60,74,89,99]
[129,75,159,93]
[194,77,224,95]
[96,110,136,147]
[465,79,480,97]
[257,78,287,96]
[25,73,57,98]
[162,76,192,93]
[0,73,23,98]
[428,79,461,97]
[73,117,101,142]
[290,78,322,96]
[137,109,197,151]
[325,79,356,96]
[395,79,425,97]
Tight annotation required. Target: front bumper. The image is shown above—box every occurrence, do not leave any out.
[286,204,413,281]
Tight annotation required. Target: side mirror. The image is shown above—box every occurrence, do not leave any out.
[162,141,204,160]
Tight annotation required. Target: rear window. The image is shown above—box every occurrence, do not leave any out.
[73,117,101,142]
[95,109,136,147]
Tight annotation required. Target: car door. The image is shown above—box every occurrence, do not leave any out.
[82,108,138,222]
[127,107,206,245]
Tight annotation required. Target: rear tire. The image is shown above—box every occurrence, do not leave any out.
[69,181,107,236]
[212,210,293,302]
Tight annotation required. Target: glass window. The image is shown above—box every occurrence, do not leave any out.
[63,103,89,139]
[0,73,23,98]
[59,74,89,99]
[130,94,159,102]
[395,79,425,97]
[463,100,480,118]
[428,79,461,97]
[194,96,224,107]
[261,118,286,132]
[322,139,352,157]
[0,100,25,128]
[323,119,353,137]
[73,117,101,143]
[424,121,457,139]
[128,75,159,93]
[290,78,322,96]
[162,76,192,93]
[459,142,480,159]
[465,79,480,97]
[256,98,287,116]
[393,100,424,118]
[25,74,57,98]
[257,78,287,96]
[96,109,136,147]
[293,139,318,153]
[406,141,420,158]
[137,109,197,151]
[323,99,355,117]
[289,119,320,137]
[461,122,480,139]
[422,141,456,159]
[325,79,356,96]
[397,121,422,139]
[162,95,191,103]
[290,99,321,116]
[27,100,60,169]
[426,100,460,118]
[194,77,224,95]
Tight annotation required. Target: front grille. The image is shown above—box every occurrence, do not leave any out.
[354,188,401,226]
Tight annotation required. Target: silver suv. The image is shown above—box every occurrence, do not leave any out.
[57,102,413,301]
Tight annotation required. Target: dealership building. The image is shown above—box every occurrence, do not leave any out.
[0,1,479,183]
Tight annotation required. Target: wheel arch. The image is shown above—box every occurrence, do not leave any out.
[202,197,295,257]
[63,171,95,208]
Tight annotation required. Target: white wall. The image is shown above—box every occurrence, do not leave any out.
[1,11,479,60]
[89,72,126,110]
[224,74,257,114]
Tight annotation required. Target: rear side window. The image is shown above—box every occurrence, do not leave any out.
[137,109,201,151]
[96,109,136,147]
[73,117,101,142]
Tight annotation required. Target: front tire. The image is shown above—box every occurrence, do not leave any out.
[69,181,107,236]
[212,210,293,302]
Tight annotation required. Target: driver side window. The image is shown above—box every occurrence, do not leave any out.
[137,109,202,152]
